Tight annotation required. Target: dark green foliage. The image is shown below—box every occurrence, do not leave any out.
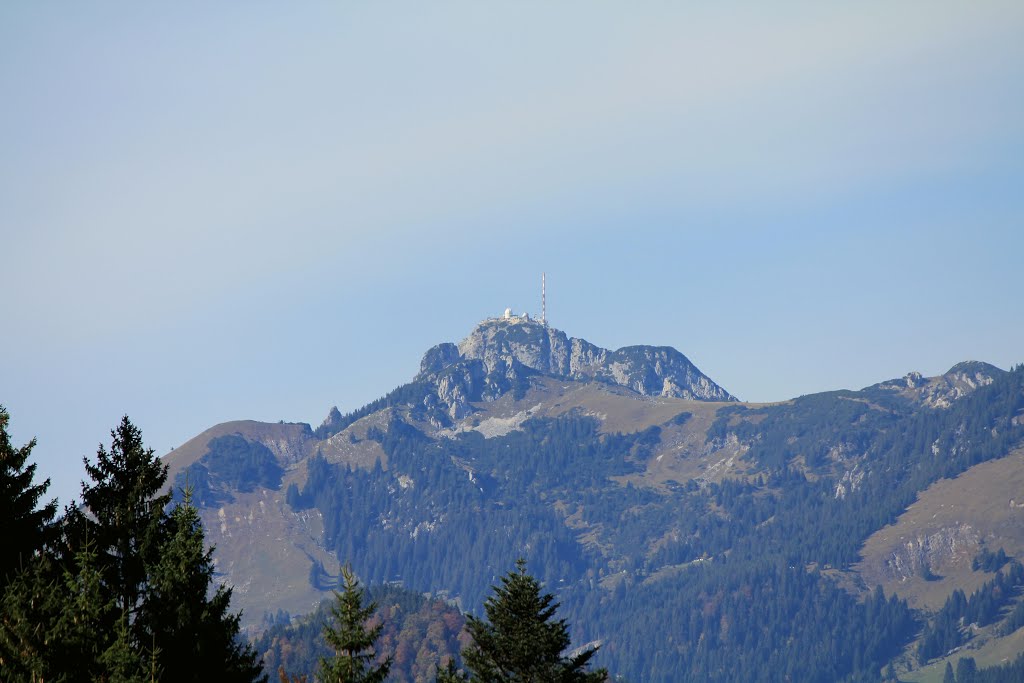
[317,565,392,683]
[918,588,968,665]
[0,405,57,585]
[99,612,155,683]
[973,547,1010,573]
[295,396,941,681]
[174,434,284,506]
[0,539,111,682]
[973,652,1024,682]
[668,411,693,426]
[575,562,912,683]
[957,657,978,683]
[287,481,309,509]
[77,416,170,612]
[1,416,265,682]
[256,584,464,683]
[139,489,264,682]
[313,382,435,439]
[997,597,1024,636]
[918,562,1024,663]
[297,416,635,611]
[463,560,606,683]
[944,662,956,683]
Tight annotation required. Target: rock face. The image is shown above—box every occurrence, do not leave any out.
[318,406,343,433]
[416,318,736,420]
[872,361,1005,409]
[881,524,981,581]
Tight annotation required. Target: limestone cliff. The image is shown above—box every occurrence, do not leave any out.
[870,361,1006,409]
[416,318,736,420]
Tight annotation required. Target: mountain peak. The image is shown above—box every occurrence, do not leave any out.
[319,406,343,432]
[944,360,1005,379]
[870,360,1006,409]
[414,317,736,422]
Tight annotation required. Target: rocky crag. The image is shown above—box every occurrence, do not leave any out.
[416,317,736,421]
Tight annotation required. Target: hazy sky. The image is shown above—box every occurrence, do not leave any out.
[3,2,1023,506]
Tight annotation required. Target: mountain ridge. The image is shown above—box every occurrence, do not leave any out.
[158,321,1023,682]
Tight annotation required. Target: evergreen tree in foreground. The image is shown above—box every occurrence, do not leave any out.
[1,415,265,682]
[0,405,57,585]
[77,415,171,623]
[0,532,124,682]
[140,487,264,682]
[317,564,391,683]
[463,559,606,683]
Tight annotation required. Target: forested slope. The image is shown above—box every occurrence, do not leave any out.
[159,328,1024,682]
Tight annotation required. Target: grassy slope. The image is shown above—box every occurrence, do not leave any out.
[161,419,315,484]
[857,447,1024,611]
[460,376,761,488]
[160,419,376,629]
[855,447,1024,679]
[902,627,1024,683]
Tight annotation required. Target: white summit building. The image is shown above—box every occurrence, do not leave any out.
[502,307,531,322]
[495,273,547,326]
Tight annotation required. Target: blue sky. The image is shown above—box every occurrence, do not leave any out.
[2,2,1023,506]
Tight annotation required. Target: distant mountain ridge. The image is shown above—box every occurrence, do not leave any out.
[158,320,1024,682]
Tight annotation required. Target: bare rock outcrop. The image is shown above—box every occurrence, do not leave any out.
[881,523,981,580]
[870,361,1005,409]
[415,318,736,420]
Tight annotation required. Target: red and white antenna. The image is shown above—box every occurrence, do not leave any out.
[541,272,546,326]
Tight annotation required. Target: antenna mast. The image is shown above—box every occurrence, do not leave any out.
[542,272,546,326]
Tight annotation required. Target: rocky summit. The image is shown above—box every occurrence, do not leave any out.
[416,317,736,420]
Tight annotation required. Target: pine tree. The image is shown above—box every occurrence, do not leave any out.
[0,553,59,681]
[317,564,391,683]
[956,657,977,683]
[99,611,153,683]
[3,416,264,682]
[943,661,956,683]
[77,415,171,624]
[0,405,57,585]
[139,487,264,682]
[0,533,115,683]
[462,559,606,683]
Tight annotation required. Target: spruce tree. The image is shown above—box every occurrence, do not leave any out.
[956,657,977,683]
[462,559,606,683]
[139,487,264,682]
[3,416,264,681]
[99,612,153,683]
[943,661,956,683]
[0,405,57,585]
[78,415,171,623]
[317,564,391,683]
[0,534,114,683]
[0,553,59,681]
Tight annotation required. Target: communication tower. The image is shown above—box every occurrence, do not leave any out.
[541,272,546,326]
